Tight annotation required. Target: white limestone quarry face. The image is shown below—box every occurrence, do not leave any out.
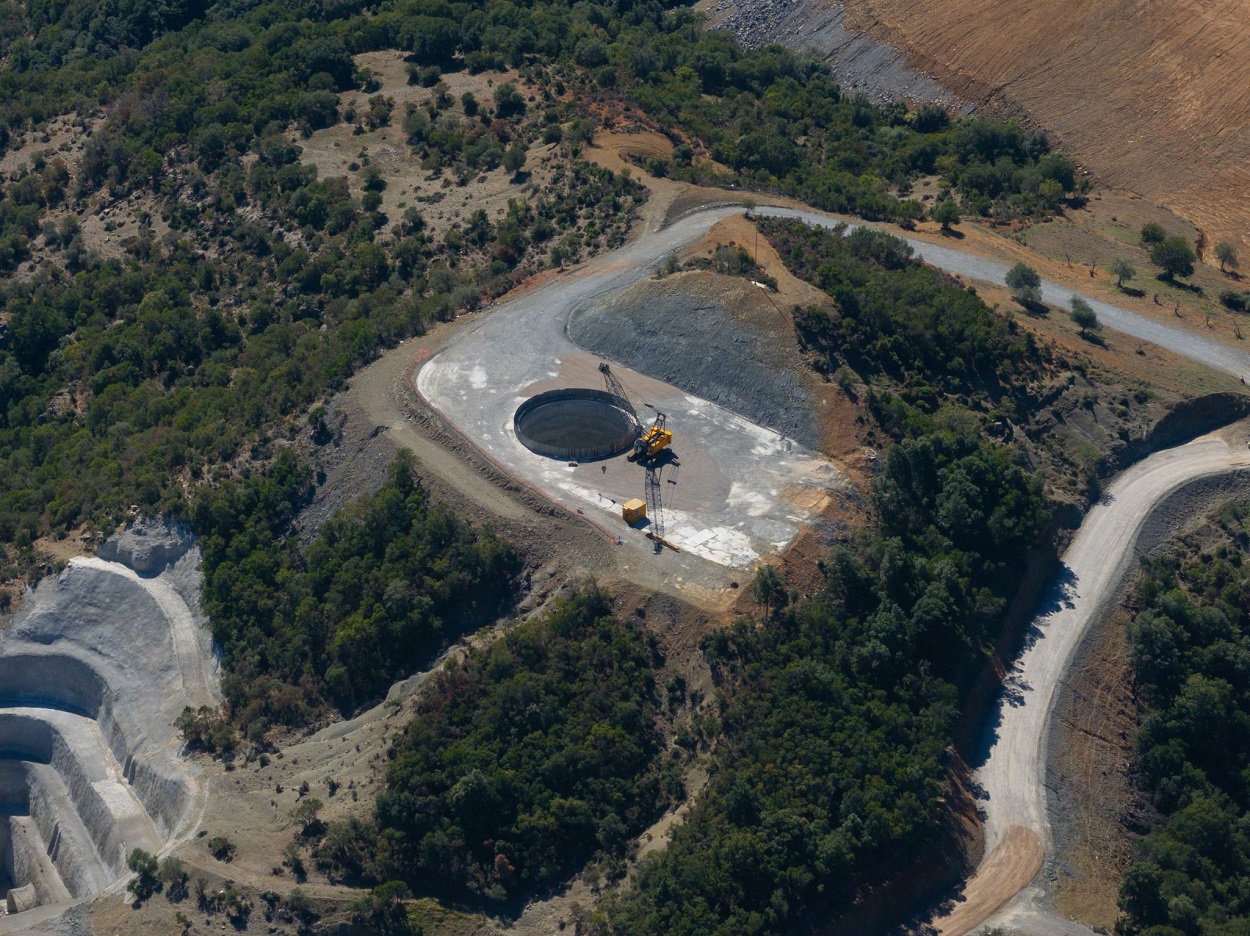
[0,519,219,929]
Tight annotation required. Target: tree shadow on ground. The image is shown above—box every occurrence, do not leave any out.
[1158,274,1204,295]
[966,564,1078,772]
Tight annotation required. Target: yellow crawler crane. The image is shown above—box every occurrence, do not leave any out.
[599,363,674,462]
[629,410,671,461]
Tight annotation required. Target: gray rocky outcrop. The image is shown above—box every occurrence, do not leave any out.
[95,517,194,576]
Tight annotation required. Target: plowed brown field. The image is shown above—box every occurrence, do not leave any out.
[847,0,1250,258]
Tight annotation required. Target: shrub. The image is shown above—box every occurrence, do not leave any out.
[1220,290,1248,312]
[1216,240,1240,273]
[1111,257,1136,288]
[208,836,236,862]
[931,198,960,230]
[1070,295,1099,335]
[127,848,160,902]
[1005,261,1042,303]
[159,856,189,900]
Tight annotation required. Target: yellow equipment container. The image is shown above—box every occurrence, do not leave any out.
[622,498,647,525]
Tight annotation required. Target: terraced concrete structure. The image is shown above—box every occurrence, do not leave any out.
[0,519,218,927]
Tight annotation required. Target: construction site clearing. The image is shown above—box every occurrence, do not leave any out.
[420,346,845,575]
[413,210,853,589]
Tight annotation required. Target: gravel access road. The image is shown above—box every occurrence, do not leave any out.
[419,205,1250,573]
[759,207,1250,382]
[939,436,1250,935]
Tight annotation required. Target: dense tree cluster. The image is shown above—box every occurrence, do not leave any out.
[766,220,1050,421]
[1119,503,1250,935]
[193,455,519,727]
[307,588,676,905]
[377,587,676,902]
[594,428,1049,935]
[0,0,650,582]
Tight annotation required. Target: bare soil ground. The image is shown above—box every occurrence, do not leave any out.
[1047,608,1139,931]
[936,825,1045,936]
[842,0,1250,261]
[696,0,961,109]
[0,111,174,276]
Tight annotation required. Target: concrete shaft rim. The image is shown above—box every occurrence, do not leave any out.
[514,388,640,461]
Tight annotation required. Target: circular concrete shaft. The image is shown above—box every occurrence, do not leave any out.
[514,388,640,460]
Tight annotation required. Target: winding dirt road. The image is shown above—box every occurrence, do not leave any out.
[939,436,1250,935]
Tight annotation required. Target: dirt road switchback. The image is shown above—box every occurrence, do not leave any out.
[937,435,1250,935]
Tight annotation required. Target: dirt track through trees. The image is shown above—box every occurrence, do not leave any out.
[939,436,1250,935]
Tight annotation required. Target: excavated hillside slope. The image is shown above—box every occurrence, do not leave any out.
[0,519,218,928]
[845,0,1250,256]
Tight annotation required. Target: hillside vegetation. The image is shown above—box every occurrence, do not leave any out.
[0,0,1170,931]
[767,217,1156,503]
[0,0,1089,593]
[1120,502,1250,935]
[173,219,1073,933]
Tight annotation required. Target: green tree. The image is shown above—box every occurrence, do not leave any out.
[752,563,788,619]
[1151,236,1196,280]
[931,197,960,231]
[292,798,325,838]
[1216,240,1240,273]
[1110,257,1136,289]
[159,856,189,901]
[896,199,926,228]
[502,145,526,178]
[1037,153,1076,192]
[1038,178,1064,211]
[1141,222,1167,245]
[912,104,949,133]
[348,881,418,935]
[1005,261,1042,304]
[1070,296,1099,336]
[492,83,525,119]
[127,848,161,902]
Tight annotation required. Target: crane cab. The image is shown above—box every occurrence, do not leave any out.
[628,412,670,461]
